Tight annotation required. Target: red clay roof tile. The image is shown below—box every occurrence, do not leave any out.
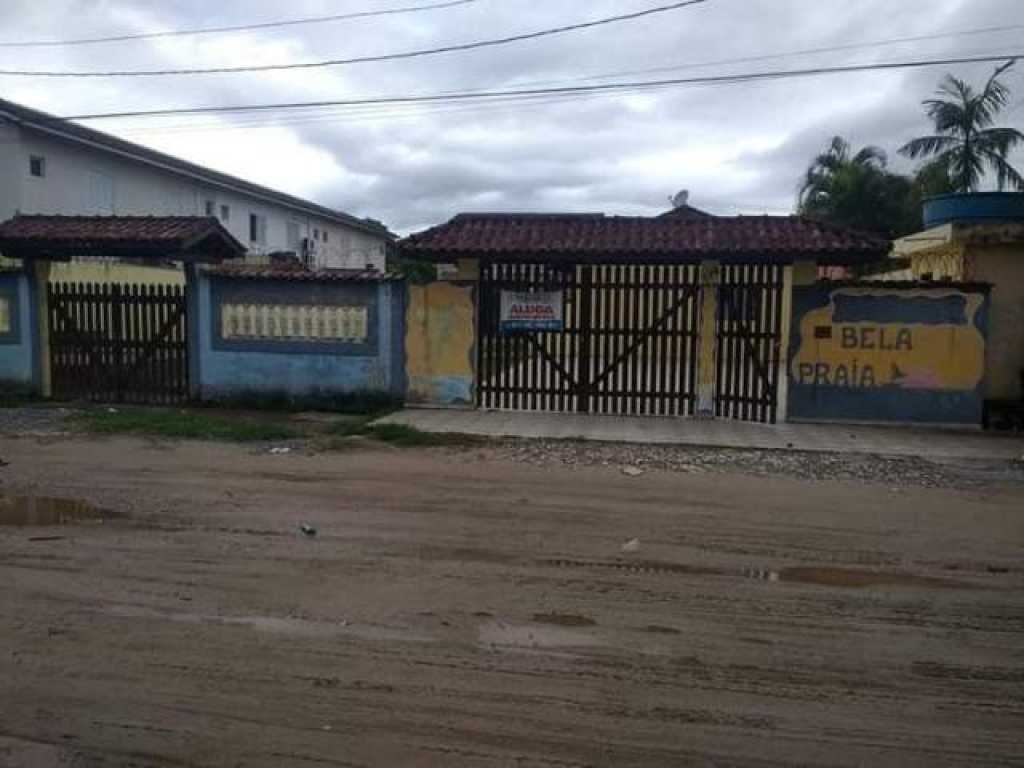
[401,213,889,265]
[0,215,245,262]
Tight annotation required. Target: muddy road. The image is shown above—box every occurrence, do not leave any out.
[1,435,1022,766]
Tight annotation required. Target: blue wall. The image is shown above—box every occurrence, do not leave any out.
[196,273,405,400]
[0,270,36,388]
[788,283,989,425]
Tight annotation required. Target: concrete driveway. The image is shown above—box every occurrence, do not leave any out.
[377,408,1024,460]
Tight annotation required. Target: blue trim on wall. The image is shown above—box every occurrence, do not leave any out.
[0,271,36,388]
[788,384,983,424]
[831,293,969,325]
[209,276,379,356]
[389,282,407,399]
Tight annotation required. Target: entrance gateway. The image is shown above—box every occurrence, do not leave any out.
[477,261,785,424]
[398,212,891,423]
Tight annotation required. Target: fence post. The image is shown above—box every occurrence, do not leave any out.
[26,260,52,398]
[774,265,794,424]
[695,260,720,417]
[184,263,202,401]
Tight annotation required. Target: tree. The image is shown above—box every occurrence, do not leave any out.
[899,60,1024,192]
[798,136,917,237]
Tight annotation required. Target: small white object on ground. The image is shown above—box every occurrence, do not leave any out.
[269,447,292,455]
[621,538,641,553]
[106,408,118,414]
[300,524,317,537]
[621,466,645,477]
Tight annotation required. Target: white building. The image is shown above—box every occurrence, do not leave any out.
[0,98,392,270]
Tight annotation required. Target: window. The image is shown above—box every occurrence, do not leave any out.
[205,199,216,216]
[220,204,230,223]
[323,230,329,243]
[249,213,267,244]
[313,228,320,241]
[29,155,46,178]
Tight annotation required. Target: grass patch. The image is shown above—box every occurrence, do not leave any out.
[0,381,40,408]
[359,424,482,447]
[75,408,299,442]
[202,390,402,416]
[323,419,483,448]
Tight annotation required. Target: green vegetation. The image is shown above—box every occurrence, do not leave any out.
[798,136,943,239]
[798,60,1022,238]
[75,408,299,442]
[325,418,481,448]
[360,423,481,447]
[201,390,403,416]
[0,381,40,408]
[900,61,1023,193]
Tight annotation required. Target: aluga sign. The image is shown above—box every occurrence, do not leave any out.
[500,290,564,332]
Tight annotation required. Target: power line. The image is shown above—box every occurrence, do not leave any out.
[0,0,481,48]
[63,52,1023,121]
[0,0,709,77]
[510,23,1024,88]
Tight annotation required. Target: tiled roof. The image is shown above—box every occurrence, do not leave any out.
[0,97,393,239]
[205,263,402,282]
[657,204,714,219]
[401,213,890,265]
[0,215,245,262]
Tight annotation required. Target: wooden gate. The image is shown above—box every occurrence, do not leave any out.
[478,262,701,415]
[715,265,784,423]
[48,282,189,404]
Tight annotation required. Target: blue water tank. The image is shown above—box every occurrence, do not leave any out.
[923,192,1024,229]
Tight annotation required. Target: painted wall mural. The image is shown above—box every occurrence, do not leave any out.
[788,284,989,424]
[405,281,475,406]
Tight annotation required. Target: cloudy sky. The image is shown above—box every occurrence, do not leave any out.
[1,0,1022,233]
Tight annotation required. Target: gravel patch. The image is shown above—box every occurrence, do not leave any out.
[0,407,72,436]
[480,438,1024,489]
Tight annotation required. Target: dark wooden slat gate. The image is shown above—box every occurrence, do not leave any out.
[478,262,701,415]
[714,265,784,423]
[48,281,189,404]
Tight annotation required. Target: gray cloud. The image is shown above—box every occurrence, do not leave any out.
[1,0,1022,232]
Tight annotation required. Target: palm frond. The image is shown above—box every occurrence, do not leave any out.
[923,98,969,135]
[975,126,1024,156]
[899,135,957,159]
[853,145,888,168]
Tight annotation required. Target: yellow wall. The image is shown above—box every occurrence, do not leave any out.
[48,261,184,286]
[791,288,986,392]
[405,281,476,405]
[970,244,1024,399]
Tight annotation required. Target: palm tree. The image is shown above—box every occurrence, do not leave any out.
[900,60,1024,192]
[799,136,915,236]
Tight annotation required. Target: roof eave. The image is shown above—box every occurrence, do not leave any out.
[2,104,390,239]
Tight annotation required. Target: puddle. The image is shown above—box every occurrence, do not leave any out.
[479,619,601,649]
[745,566,969,589]
[0,495,120,527]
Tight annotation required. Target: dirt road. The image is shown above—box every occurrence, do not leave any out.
[1,434,1022,767]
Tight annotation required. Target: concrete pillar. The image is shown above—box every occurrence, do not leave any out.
[184,263,202,400]
[27,260,51,397]
[775,265,794,423]
[695,260,721,417]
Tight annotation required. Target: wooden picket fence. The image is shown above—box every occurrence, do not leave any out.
[48,281,189,404]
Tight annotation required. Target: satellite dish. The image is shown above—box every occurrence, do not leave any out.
[669,189,690,209]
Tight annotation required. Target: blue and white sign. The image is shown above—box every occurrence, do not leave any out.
[500,290,564,332]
